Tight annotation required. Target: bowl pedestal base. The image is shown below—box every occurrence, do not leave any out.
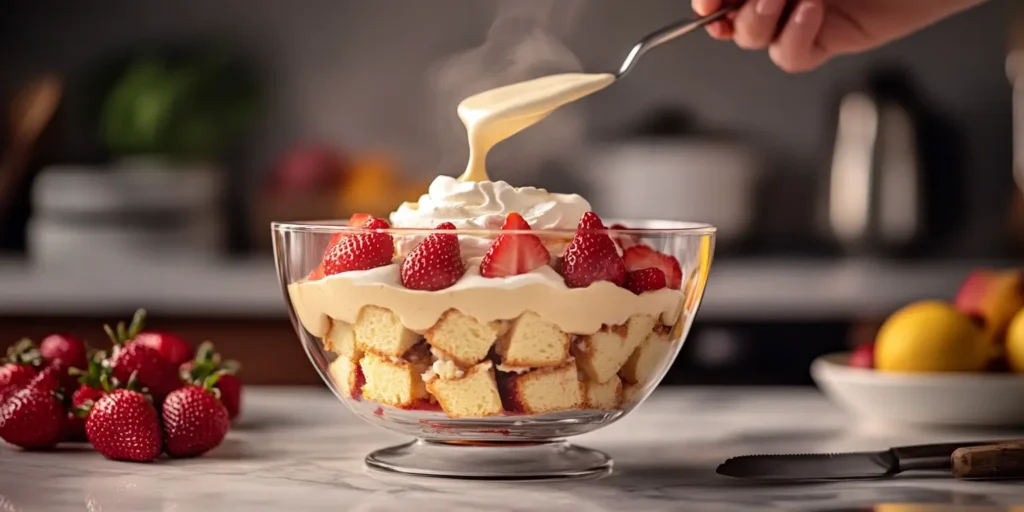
[365,439,612,481]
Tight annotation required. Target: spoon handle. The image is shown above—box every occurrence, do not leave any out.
[617,0,799,78]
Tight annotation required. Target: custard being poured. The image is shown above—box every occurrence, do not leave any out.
[456,73,615,182]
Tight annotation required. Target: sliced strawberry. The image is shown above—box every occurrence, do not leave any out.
[308,265,327,281]
[609,223,639,250]
[309,214,382,279]
[625,268,668,294]
[480,213,550,278]
[401,222,466,291]
[348,213,372,227]
[623,245,683,290]
[323,217,395,275]
[560,212,626,288]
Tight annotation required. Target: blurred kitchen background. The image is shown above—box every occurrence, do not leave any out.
[0,0,1020,386]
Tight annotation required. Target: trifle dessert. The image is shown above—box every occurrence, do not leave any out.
[288,177,691,420]
[274,70,714,479]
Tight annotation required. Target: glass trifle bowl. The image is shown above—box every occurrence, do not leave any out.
[272,217,715,480]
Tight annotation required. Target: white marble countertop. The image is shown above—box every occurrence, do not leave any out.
[2,387,1024,511]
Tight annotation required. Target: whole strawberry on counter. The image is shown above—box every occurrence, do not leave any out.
[180,342,243,421]
[65,352,113,443]
[38,333,89,390]
[134,331,193,368]
[0,365,65,450]
[0,339,42,401]
[83,375,163,463]
[162,372,231,458]
[104,310,182,403]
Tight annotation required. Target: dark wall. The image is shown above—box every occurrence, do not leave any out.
[1,0,1014,254]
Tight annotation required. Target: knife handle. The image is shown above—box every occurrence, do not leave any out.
[892,440,1015,471]
[952,442,1024,479]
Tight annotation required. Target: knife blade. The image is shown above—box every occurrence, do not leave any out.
[717,440,1013,481]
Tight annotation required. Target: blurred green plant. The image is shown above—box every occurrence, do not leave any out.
[96,45,261,161]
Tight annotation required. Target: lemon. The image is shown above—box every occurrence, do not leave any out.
[1004,308,1024,372]
[875,300,989,373]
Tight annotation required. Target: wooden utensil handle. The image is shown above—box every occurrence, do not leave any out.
[952,442,1024,479]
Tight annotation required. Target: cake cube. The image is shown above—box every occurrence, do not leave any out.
[354,306,421,358]
[501,361,582,415]
[359,352,430,408]
[495,311,570,368]
[328,356,363,399]
[619,326,673,385]
[426,361,503,418]
[622,383,644,405]
[325,321,361,360]
[573,314,656,384]
[582,374,622,410]
[424,309,500,366]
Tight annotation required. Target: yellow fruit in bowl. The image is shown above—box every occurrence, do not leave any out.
[953,268,1024,342]
[875,300,989,373]
[1004,308,1024,372]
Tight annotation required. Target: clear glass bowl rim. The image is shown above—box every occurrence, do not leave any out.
[271,219,717,237]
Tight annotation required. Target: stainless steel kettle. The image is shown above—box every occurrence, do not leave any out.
[822,70,938,257]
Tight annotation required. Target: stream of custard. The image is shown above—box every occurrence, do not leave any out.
[455,73,615,183]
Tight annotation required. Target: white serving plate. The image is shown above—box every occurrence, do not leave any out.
[811,352,1024,428]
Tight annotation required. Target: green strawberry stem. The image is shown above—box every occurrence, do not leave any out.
[72,402,94,419]
[104,309,148,347]
[125,371,142,393]
[221,360,241,373]
[127,309,146,339]
[5,338,42,366]
[195,341,217,365]
[202,369,227,399]
[184,341,240,386]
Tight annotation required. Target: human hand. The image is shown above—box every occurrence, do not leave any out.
[694,0,989,73]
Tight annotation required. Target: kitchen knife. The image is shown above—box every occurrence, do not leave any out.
[717,440,1016,481]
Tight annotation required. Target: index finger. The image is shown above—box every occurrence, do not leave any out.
[692,0,724,16]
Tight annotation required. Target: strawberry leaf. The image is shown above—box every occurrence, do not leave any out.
[127,309,146,339]
[72,401,94,419]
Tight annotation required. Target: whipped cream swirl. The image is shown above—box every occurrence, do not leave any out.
[390,175,591,258]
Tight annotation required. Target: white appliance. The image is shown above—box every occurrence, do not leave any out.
[28,159,226,267]
[584,138,764,246]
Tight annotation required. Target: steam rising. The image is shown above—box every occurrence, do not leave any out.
[425,0,587,182]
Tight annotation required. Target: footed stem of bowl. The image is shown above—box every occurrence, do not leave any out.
[364,439,613,481]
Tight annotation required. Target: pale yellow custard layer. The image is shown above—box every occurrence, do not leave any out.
[288,264,684,338]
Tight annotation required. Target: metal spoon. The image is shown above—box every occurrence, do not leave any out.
[617,1,797,78]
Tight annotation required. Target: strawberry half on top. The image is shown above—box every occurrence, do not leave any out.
[622,245,683,290]
[401,222,466,291]
[322,217,395,276]
[560,212,626,289]
[308,213,383,280]
[479,213,550,278]
[625,268,668,294]
[609,223,640,250]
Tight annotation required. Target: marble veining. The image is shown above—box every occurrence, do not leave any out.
[2,387,1024,511]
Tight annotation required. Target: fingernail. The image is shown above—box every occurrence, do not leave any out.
[755,0,784,16]
[794,1,820,24]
